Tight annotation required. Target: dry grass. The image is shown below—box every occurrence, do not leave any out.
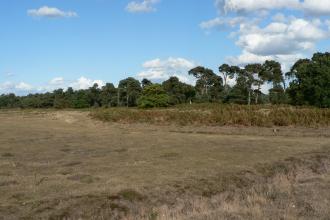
[91,104,330,127]
[0,110,329,219]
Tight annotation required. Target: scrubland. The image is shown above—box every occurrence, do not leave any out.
[91,104,330,127]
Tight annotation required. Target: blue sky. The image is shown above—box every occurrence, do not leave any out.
[1,0,330,94]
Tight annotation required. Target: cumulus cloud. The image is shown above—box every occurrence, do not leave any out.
[137,57,198,84]
[126,0,160,13]
[215,0,300,14]
[0,77,105,95]
[236,18,327,57]
[27,6,77,18]
[302,0,330,16]
[0,82,34,95]
[201,0,330,70]
[214,0,330,15]
[227,18,328,69]
[69,77,105,90]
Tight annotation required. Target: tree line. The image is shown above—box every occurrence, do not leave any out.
[1,52,329,108]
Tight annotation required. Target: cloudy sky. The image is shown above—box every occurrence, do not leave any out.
[1,0,330,94]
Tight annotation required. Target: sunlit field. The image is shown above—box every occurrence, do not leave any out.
[0,109,329,219]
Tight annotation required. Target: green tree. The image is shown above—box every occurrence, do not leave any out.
[0,93,20,108]
[141,78,153,88]
[263,60,287,104]
[189,66,223,102]
[72,90,90,108]
[118,77,142,107]
[229,65,255,105]
[287,52,330,107]
[53,89,69,109]
[245,64,266,105]
[162,76,195,104]
[100,83,117,107]
[138,84,170,108]
[88,83,101,107]
[219,64,238,91]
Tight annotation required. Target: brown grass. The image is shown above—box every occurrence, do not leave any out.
[91,104,330,127]
[0,110,329,219]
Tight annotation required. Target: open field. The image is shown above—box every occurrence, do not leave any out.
[0,109,329,219]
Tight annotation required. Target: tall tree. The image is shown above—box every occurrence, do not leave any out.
[287,52,330,107]
[118,77,142,107]
[53,89,68,109]
[141,78,153,89]
[100,83,117,107]
[262,60,286,104]
[245,64,266,105]
[88,83,101,107]
[162,76,195,104]
[219,64,237,90]
[189,66,223,102]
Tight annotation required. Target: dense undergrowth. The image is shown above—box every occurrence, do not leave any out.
[90,104,330,127]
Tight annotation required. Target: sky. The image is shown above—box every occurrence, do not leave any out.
[1,0,330,94]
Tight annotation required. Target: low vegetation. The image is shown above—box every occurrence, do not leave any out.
[91,104,330,127]
[0,110,329,219]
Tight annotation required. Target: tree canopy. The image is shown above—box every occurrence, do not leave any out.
[0,52,328,108]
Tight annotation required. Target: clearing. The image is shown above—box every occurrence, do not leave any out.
[0,110,329,219]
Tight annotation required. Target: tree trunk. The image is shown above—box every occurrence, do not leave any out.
[117,90,120,107]
[255,85,261,104]
[248,90,251,106]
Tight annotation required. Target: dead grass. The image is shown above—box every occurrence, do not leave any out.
[91,104,330,127]
[0,110,329,219]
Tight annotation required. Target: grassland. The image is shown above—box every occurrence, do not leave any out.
[91,104,330,127]
[0,108,329,219]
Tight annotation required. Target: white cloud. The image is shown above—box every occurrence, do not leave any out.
[69,77,105,90]
[225,18,329,70]
[215,0,300,14]
[126,0,160,13]
[49,77,65,86]
[236,18,327,57]
[137,57,198,84]
[0,82,34,95]
[201,0,330,72]
[200,16,246,29]
[0,77,105,95]
[15,82,33,91]
[215,0,330,16]
[27,6,77,18]
[302,0,330,15]
[227,51,303,71]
